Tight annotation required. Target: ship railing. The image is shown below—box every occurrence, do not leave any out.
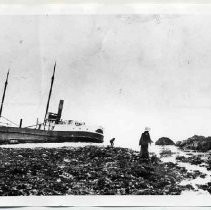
[58,120,85,126]
[53,123,104,134]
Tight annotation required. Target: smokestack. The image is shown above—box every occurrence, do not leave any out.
[56,100,64,123]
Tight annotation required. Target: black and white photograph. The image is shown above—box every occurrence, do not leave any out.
[0,3,211,206]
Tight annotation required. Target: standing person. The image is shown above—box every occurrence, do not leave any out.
[139,127,152,159]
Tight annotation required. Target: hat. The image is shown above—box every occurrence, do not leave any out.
[144,127,151,132]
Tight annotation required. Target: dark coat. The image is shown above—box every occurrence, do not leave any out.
[110,138,115,144]
[139,131,152,146]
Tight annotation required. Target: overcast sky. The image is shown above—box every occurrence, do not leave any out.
[0,14,211,148]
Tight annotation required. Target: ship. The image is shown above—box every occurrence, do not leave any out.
[0,63,104,144]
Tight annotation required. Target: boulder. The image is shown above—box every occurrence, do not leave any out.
[176,135,211,152]
[175,141,182,147]
[155,137,175,146]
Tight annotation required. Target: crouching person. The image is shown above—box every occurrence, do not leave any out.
[110,138,115,147]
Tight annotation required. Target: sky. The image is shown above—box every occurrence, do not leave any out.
[0,13,211,148]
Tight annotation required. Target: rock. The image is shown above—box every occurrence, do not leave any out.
[150,155,161,164]
[175,141,182,147]
[176,155,204,166]
[176,135,211,152]
[179,184,195,191]
[160,149,175,157]
[155,137,175,146]
[197,182,211,194]
[206,157,211,170]
[136,189,153,195]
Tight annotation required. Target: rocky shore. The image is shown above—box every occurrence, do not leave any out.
[176,135,211,152]
[0,145,207,196]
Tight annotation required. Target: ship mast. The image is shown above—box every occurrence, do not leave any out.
[0,70,9,118]
[43,62,56,128]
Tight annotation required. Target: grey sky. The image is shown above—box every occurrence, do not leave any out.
[0,14,211,147]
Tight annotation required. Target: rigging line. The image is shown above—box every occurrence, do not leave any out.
[0,122,9,126]
[0,116,19,126]
[24,123,44,128]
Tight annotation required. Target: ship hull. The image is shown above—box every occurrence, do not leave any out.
[0,126,103,144]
